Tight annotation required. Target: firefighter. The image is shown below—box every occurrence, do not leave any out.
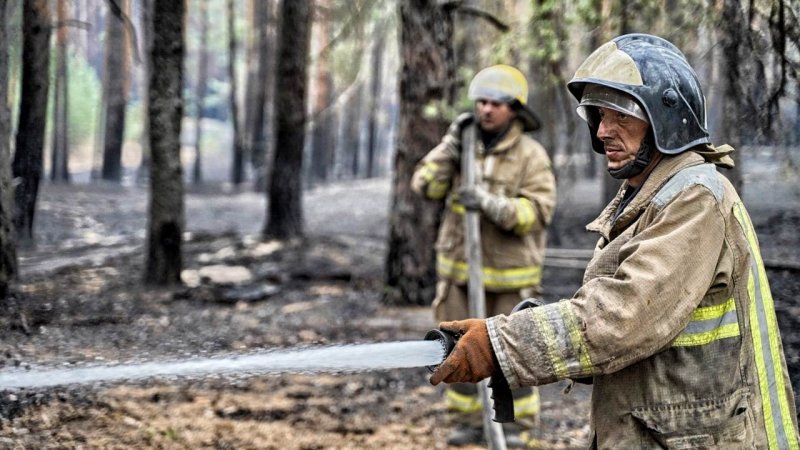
[411,64,557,447]
[430,34,800,449]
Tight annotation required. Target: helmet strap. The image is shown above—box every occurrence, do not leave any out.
[607,133,655,180]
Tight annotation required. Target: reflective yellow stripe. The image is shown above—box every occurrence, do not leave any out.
[672,323,740,347]
[671,298,740,347]
[514,389,540,417]
[691,297,736,321]
[512,198,536,235]
[531,306,568,379]
[427,180,449,199]
[450,202,466,215]
[559,302,595,374]
[445,388,482,413]
[529,303,596,380]
[446,388,541,416]
[734,203,799,450]
[419,162,449,199]
[436,254,541,289]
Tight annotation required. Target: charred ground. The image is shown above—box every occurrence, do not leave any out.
[0,173,797,450]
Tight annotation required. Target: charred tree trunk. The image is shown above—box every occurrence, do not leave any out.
[192,0,209,185]
[365,29,384,179]
[0,0,17,297]
[51,0,70,183]
[136,0,153,184]
[344,83,363,178]
[264,0,312,239]
[145,0,184,285]
[100,0,130,182]
[228,0,246,186]
[12,0,51,244]
[248,0,274,192]
[715,0,748,193]
[384,0,455,306]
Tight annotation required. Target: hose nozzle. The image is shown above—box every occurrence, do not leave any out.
[423,329,457,372]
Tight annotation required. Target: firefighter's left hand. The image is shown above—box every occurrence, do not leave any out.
[458,185,489,211]
[430,319,496,385]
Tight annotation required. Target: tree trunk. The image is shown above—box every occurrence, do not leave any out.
[100,0,130,182]
[145,0,184,286]
[0,0,18,297]
[192,0,209,185]
[228,0,246,186]
[344,83,363,178]
[308,1,336,186]
[264,0,312,240]
[715,0,746,193]
[136,0,153,184]
[365,28,384,178]
[51,0,70,183]
[248,0,275,192]
[384,0,455,306]
[12,0,51,244]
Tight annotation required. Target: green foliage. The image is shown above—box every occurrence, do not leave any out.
[66,51,101,145]
[124,100,144,143]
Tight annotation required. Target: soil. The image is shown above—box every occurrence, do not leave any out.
[0,173,797,450]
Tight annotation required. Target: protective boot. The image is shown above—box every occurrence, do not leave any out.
[505,386,541,448]
[445,384,484,446]
[446,423,484,446]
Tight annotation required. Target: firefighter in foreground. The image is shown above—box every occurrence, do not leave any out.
[430,34,800,449]
[412,65,556,446]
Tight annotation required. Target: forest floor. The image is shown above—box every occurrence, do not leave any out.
[0,167,798,449]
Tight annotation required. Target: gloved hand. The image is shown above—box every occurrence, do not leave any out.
[430,319,496,385]
[458,185,489,211]
[443,112,475,151]
[458,185,511,225]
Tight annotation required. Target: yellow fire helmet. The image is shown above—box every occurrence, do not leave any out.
[568,34,710,155]
[468,64,541,132]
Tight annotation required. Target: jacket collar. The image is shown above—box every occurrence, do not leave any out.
[479,120,524,155]
[586,151,707,239]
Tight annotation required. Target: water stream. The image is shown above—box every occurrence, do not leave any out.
[0,340,445,389]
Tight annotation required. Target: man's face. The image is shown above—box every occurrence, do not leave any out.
[475,99,516,133]
[596,106,650,171]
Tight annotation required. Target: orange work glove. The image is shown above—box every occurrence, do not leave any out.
[429,319,496,385]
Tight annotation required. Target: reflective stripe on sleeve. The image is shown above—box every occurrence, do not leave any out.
[734,202,799,450]
[671,298,740,347]
[436,254,541,290]
[512,198,536,235]
[529,302,596,379]
[418,161,449,199]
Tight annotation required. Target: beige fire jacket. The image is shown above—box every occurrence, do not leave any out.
[411,119,556,292]
[487,150,799,449]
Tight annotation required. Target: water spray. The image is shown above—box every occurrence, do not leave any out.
[0,329,514,423]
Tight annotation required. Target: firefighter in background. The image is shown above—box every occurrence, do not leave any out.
[412,64,556,447]
[430,34,800,449]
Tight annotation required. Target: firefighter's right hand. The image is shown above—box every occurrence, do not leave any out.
[430,319,496,385]
[443,112,475,150]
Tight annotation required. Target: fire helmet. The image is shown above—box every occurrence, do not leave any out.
[468,64,541,131]
[567,34,710,155]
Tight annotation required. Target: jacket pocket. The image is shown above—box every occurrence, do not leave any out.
[630,389,752,449]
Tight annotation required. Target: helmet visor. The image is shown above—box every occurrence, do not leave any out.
[577,85,649,125]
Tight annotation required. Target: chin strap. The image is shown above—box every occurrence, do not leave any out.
[608,134,655,180]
